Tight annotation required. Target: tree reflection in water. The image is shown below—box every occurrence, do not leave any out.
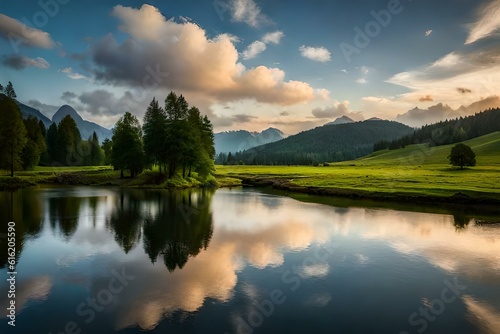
[106,189,214,272]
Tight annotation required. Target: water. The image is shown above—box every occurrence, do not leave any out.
[1,187,499,334]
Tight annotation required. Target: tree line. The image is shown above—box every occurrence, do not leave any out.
[0,82,105,176]
[374,108,500,151]
[0,83,215,181]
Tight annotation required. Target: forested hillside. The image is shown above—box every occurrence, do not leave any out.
[375,108,500,151]
[230,120,413,165]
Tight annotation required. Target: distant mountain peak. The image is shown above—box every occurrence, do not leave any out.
[52,105,83,124]
[325,116,354,126]
[214,127,286,154]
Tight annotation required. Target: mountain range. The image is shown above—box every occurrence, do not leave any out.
[214,127,287,154]
[11,98,113,142]
[232,119,414,165]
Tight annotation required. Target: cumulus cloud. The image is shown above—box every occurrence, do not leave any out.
[242,40,267,60]
[2,55,49,70]
[311,101,364,121]
[230,0,269,27]
[262,31,284,45]
[0,13,55,49]
[356,78,368,84]
[88,5,316,106]
[465,0,500,44]
[419,95,434,102]
[299,45,332,63]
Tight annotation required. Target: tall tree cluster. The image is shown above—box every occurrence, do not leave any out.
[45,116,104,167]
[140,91,215,179]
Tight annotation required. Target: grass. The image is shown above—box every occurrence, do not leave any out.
[0,165,209,190]
[215,132,500,201]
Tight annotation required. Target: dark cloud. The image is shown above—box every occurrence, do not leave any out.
[457,87,472,94]
[26,100,59,118]
[2,54,49,70]
[233,114,257,123]
[78,90,132,116]
[280,111,289,116]
[419,95,434,102]
[61,91,78,103]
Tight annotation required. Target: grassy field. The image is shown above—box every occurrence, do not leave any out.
[216,132,500,201]
[1,132,498,200]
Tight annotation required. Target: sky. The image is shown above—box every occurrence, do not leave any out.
[0,0,499,133]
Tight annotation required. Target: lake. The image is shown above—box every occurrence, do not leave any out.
[1,187,499,334]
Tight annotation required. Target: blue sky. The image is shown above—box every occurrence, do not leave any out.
[1,0,499,132]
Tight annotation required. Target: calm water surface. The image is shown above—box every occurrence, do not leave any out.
[1,187,499,334]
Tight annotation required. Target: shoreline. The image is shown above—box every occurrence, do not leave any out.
[235,176,500,206]
[2,168,500,207]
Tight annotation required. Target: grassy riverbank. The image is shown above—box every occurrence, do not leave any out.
[215,132,500,204]
[0,166,212,190]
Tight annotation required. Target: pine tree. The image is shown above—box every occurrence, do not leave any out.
[143,98,167,172]
[0,95,27,176]
[21,116,47,170]
[56,115,82,166]
[46,122,59,165]
[112,112,144,178]
[101,138,112,165]
[89,132,104,166]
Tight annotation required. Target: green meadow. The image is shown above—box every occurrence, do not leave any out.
[216,132,500,200]
[1,132,499,201]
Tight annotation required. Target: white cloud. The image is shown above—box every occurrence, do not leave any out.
[311,100,364,121]
[425,29,433,37]
[59,67,89,80]
[0,13,55,49]
[242,31,284,60]
[2,55,49,70]
[242,40,267,60]
[299,45,332,63]
[386,47,500,108]
[465,0,500,44]
[356,78,368,84]
[231,0,268,27]
[262,31,284,45]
